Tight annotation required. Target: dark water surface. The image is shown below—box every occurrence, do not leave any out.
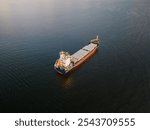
[0,0,150,112]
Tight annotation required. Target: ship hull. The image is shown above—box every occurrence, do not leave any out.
[54,47,98,75]
[54,66,67,75]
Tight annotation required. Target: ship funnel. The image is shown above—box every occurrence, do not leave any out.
[96,35,99,39]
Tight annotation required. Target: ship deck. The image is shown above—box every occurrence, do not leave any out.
[71,43,97,63]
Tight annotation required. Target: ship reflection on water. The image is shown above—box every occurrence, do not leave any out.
[56,73,74,89]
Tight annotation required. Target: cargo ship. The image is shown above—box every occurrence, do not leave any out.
[54,35,100,75]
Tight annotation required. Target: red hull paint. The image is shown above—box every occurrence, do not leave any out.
[67,47,97,74]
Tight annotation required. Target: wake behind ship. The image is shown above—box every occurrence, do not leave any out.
[54,36,100,75]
